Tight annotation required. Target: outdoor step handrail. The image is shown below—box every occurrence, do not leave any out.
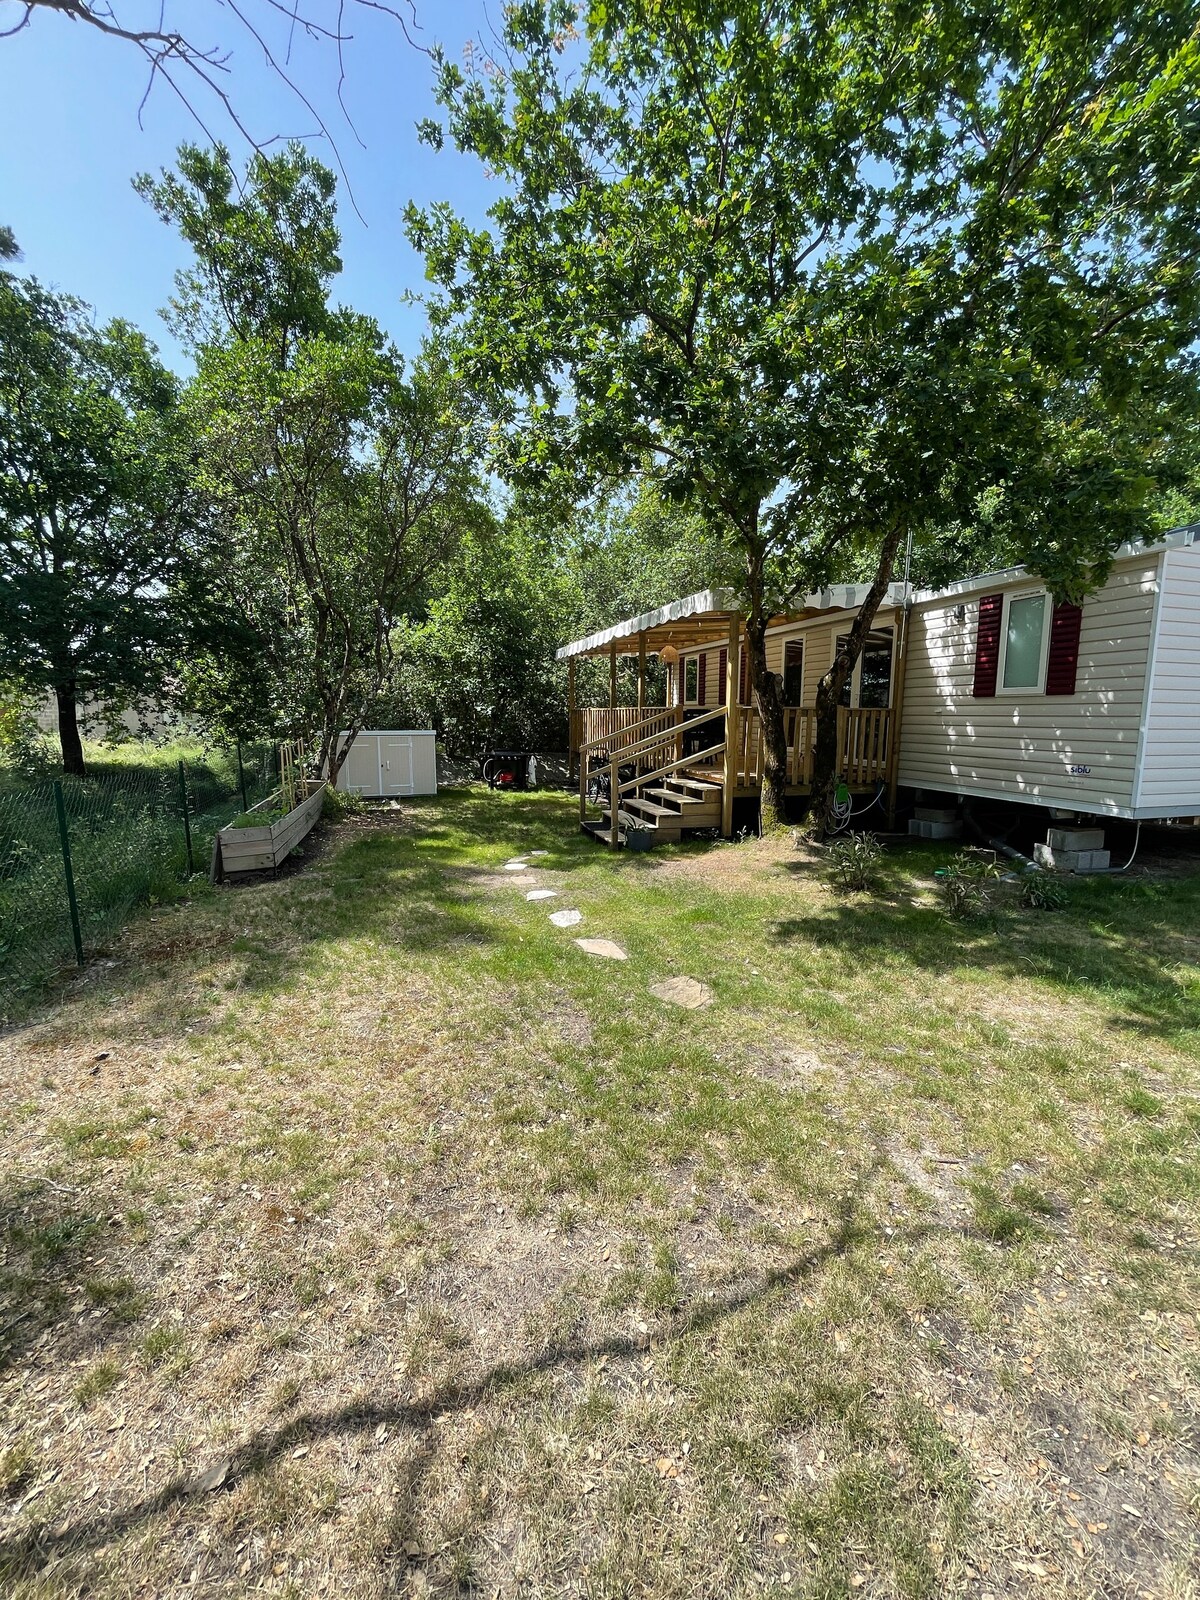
[582,702,726,763]
[578,704,681,758]
[612,742,727,800]
[587,741,730,848]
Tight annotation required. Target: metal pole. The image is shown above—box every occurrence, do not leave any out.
[236,742,248,812]
[52,780,84,967]
[178,760,194,876]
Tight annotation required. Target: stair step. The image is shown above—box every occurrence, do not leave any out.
[624,796,683,824]
[607,808,681,839]
[666,776,722,799]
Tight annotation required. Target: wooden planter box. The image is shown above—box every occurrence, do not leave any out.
[217,781,326,875]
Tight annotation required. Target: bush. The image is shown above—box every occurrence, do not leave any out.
[937,849,1002,919]
[825,830,883,893]
[322,785,362,821]
[1019,870,1067,910]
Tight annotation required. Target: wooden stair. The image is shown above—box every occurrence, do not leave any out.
[583,772,722,847]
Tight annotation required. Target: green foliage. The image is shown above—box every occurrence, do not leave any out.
[0,274,204,774]
[937,851,1003,921]
[73,1359,122,1408]
[0,746,273,1017]
[410,0,1200,822]
[381,484,715,757]
[140,143,487,775]
[825,831,884,894]
[228,806,286,829]
[0,681,46,775]
[321,785,362,821]
[1020,872,1068,912]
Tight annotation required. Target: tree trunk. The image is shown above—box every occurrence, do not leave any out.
[55,681,85,777]
[740,533,789,833]
[808,524,907,837]
[320,720,352,785]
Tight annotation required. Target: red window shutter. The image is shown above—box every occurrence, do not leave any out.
[972,593,1004,698]
[718,647,727,700]
[739,646,748,704]
[1045,601,1083,695]
[698,651,707,704]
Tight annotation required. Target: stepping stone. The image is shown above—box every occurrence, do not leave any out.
[649,976,713,1010]
[574,937,627,961]
[530,850,549,857]
[503,860,530,871]
[526,888,558,901]
[549,909,582,928]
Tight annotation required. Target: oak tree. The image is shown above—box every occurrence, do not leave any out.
[409,0,1200,829]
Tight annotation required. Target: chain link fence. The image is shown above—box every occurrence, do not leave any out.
[0,745,276,1018]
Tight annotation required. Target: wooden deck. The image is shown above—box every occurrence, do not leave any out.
[575,705,892,845]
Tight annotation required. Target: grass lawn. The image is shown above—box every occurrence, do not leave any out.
[1,788,1199,1598]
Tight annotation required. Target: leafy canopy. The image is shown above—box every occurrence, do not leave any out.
[0,273,203,769]
[410,0,1200,603]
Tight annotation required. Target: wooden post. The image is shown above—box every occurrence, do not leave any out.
[568,656,577,780]
[721,615,740,839]
[609,640,617,709]
[637,636,646,713]
[886,612,910,829]
[609,750,620,849]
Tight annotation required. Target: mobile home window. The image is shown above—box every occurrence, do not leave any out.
[684,656,699,703]
[834,628,894,708]
[782,640,804,703]
[1001,594,1048,690]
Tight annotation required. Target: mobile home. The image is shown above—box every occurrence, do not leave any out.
[559,525,1200,845]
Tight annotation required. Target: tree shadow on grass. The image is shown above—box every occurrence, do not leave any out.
[0,1184,939,1586]
[772,854,1200,1049]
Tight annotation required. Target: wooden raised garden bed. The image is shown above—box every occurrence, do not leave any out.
[217,780,327,875]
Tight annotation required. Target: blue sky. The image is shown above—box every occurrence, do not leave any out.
[0,1,499,371]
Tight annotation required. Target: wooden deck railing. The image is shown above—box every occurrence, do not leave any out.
[579,705,682,767]
[734,706,890,789]
[576,703,891,797]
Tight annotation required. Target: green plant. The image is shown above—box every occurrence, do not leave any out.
[0,1439,36,1498]
[937,850,1003,920]
[1020,871,1067,911]
[228,805,286,829]
[73,1358,122,1407]
[825,831,883,893]
[322,784,362,821]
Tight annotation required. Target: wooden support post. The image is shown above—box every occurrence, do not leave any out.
[609,640,617,709]
[637,636,646,713]
[721,615,740,839]
[567,657,577,780]
[885,612,910,829]
[609,750,620,849]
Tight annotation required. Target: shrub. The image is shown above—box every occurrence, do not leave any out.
[1020,871,1067,910]
[826,830,883,893]
[322,784,363,821]
[937,849,1002,919]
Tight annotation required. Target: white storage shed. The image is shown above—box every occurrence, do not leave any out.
[332,730,438,798]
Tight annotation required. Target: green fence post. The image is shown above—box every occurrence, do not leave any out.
[52,780,85,967]
[178,760,194,876]
[236,742,248,813]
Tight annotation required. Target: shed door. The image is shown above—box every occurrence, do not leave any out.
[379,737,414,795]
[340,736,379,795]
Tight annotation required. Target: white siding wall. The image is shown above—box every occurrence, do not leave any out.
[1136,544,1200,816]
[897,557,1160,816]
